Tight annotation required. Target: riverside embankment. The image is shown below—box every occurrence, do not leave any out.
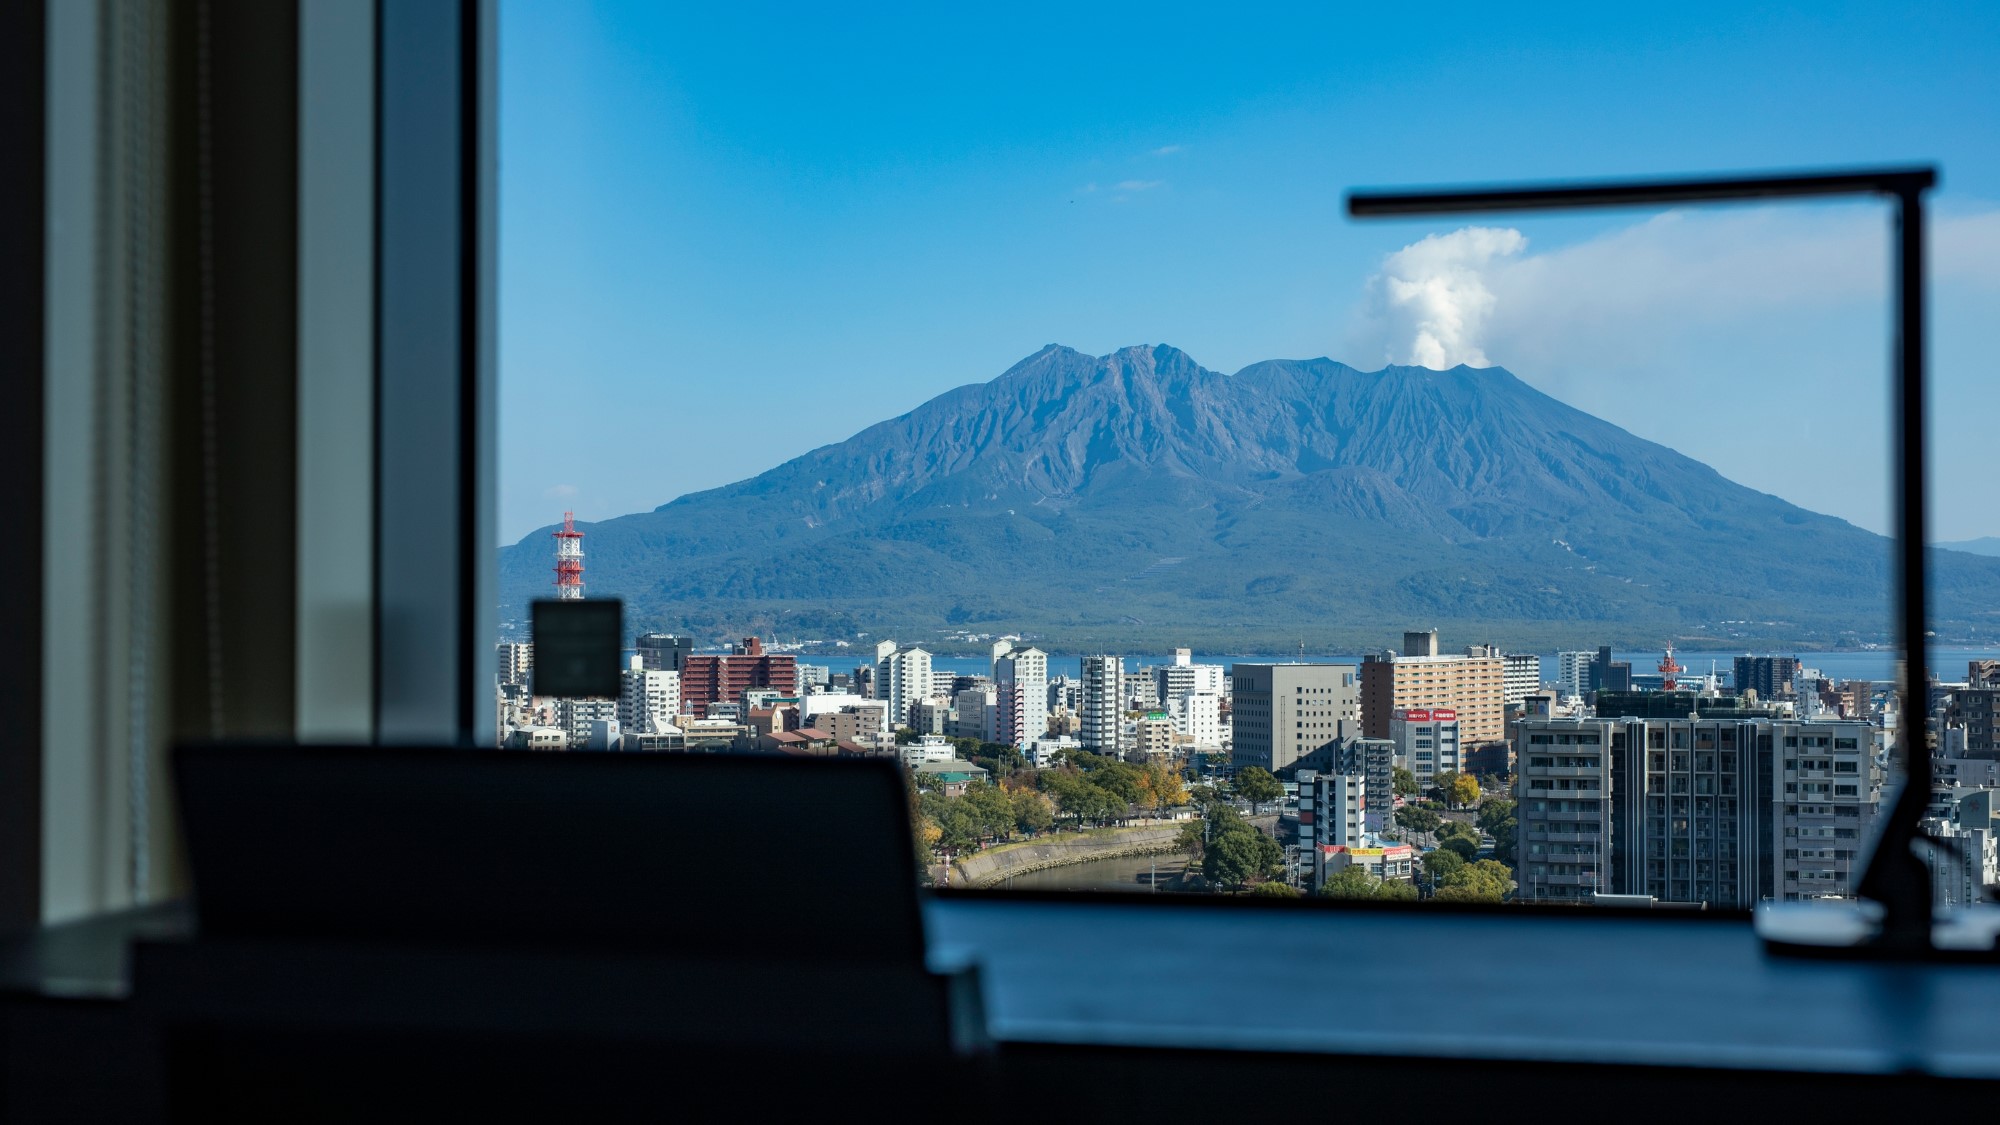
[950,823,1185,889]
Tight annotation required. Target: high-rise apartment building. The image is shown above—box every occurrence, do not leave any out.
[1469,644,1543,708]
[498,642,534,688]
[1555,651,1593,697]
[872,640,933,730]
[1515,715,1882,906]
[1952,687,2000,758]
[1080,656,1126,756]
[1503,653,1541,707]
[993,642,1050,748]
[679,637,798,716]
[1359,646,1504,746]
[1297,770,1366,853]
[616,656,680,734]
[1230,663,1359,773]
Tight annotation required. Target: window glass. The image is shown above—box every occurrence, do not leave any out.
[494,2,1995,910]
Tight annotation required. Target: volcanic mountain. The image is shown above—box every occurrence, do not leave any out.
[498,344,2000,651]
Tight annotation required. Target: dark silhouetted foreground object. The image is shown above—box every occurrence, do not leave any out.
[140,744,983,1119]
[529,597,623,700]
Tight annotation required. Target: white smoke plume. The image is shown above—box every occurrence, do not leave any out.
[1370,226,1526,368]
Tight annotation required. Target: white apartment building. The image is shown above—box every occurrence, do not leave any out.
[556,698,618,747]
[1390,708,1461,786]
[1504,653,1542,706]
[1155,648,1226,704]
[616,656,681,734]
[1080,656,1126,756]
[1170,691,1223,749]
[873,640,932,729]
[1296,769,1366,853]
[993,642,1050,748]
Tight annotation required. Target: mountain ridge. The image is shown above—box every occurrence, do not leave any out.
[499,344,2000,651]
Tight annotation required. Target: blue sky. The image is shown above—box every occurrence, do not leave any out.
[499,0,2000,545]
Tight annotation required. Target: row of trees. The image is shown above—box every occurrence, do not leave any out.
[1318,849,1515,902]
[911,749,1193,857]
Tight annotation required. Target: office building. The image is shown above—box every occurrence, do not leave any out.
[680,638,799,717]
[1080,656,1126,756]
[910,698,952,736]
[873,640,933,729]
[1360,644,1505,746]
[1590,646,1632,693]
[635,633,693,674]
[950,686,996,742]
[1390,709,1461,787]
[1514,715,1882,906]
[1230,663,1359,773]
[1733,656,1802,700]
[616,656,680,734]
[993,642,1050,748]
[1315,843,1416,890]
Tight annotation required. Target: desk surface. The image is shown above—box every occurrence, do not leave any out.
[8,897,2000,1079]
[925,896,2000,1079]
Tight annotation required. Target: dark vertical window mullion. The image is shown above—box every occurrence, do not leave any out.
[0,0,48,932]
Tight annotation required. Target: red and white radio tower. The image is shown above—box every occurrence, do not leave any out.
[553,511,584,600]
[1658,642,1684,692]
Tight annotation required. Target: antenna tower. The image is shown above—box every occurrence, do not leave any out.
[1657,642,1684,692]
[553,511,584,599]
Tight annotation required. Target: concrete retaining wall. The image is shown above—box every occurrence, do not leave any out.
[954,825,1184,889]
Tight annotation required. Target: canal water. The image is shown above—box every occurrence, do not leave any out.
[995,853,1189,893]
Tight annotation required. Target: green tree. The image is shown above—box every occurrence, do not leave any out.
[1319,866,1379,899]
[962,783,1016,841]
[1395,806,1442,839]
[1478,799,1518,866]
[1010,788,1055,836]
[1440,834,1479,861]
[1435,858,1516,903]
[1235,766,1283,805]
[894,727,918,745]
[1422,848,1467,886]
[1203,828,1283,888]
[1392,766,1420,797]
[1372,878,1419,901]
[1248,882,1302,898]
